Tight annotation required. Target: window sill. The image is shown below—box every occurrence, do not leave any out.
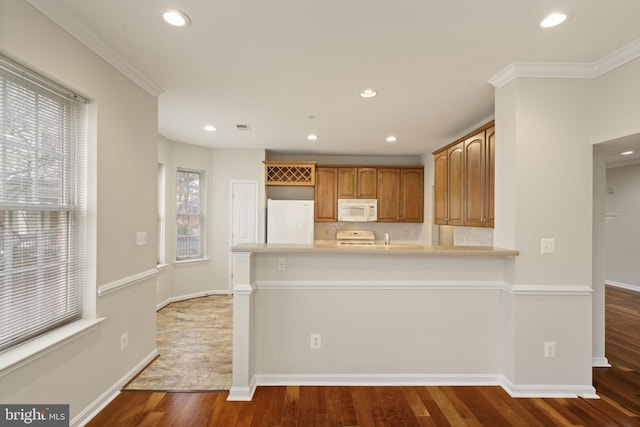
[0,317,106,378]
[174,258,210,266]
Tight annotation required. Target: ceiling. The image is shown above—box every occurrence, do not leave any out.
[28,0,640,158]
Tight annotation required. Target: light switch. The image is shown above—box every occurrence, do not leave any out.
[136,231,147,246]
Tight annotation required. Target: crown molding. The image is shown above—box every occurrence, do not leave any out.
[489,38,640,88]
[592,38,640,77]
[26,0,163,97]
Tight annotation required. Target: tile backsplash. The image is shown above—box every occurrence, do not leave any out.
[453,226,494,246]
[315,222,428,244]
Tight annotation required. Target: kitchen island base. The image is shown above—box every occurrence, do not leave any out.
[228,246,595,401]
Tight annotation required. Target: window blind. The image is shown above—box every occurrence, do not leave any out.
[0,54,87,352]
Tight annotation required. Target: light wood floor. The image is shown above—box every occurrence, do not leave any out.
[87,286,640,426]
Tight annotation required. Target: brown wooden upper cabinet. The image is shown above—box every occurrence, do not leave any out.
[377,167,424,222]
[433,151,448,224]
[337,167,377,199]
[314,167,338,222]
[433,121,494,228]
[485,126,495,227]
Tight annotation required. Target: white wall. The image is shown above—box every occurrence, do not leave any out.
[498,78,593,286]
[495,55,640,389]
[495,77,594,390]
[252,253,504,376]
[605,163,640,289]
[0,0,158,422]
[590,59,640,145]
[157,138,266,304]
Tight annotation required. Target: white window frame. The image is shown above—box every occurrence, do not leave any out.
[175,168,205,261]
[157,162,166,266]
[0,54,87,353]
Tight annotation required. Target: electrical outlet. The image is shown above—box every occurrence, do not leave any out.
[277,257,286,271]
[120,332,128,351]
[544,341,556,358]
[310,333,321,349]
[541,238,555,254]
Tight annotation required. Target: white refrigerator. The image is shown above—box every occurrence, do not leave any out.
[267,199,315,244]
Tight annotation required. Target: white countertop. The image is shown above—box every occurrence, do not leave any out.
[231,242,519,257]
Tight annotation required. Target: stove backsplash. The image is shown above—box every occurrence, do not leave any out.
[314,222,429,245]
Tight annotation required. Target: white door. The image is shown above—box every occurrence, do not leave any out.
[231,181,258,245]
[229,181,258,289]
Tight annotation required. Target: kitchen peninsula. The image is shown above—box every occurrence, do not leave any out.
[228,243,519,401]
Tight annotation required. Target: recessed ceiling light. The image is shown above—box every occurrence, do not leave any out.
[386,136,398,143]
[163,9,191,27]
[621,150,634,155]
[539,12,568,28]
[204,125,216,132]
[360,89,377,98]
[307,134,318,141]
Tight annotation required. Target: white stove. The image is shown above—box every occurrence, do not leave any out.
[336,230,375,246]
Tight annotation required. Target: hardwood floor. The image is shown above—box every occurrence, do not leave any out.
[591,285,640,422]
[87,286,640,426]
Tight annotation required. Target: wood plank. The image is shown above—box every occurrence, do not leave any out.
[325,386,344,427]
[350,387,377,427]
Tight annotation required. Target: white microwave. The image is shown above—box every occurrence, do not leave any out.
[337,199,377,222]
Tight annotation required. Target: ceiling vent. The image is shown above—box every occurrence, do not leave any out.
[236,124,252,131]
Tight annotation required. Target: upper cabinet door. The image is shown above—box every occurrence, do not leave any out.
[357,168,377,198]
[463,131,485,227]
[433,151,448,225]
[337,167,358,198]
[314,167,338,222]
[485,126,495,227]
[400,168,424,223]
[377,168,401,221]
[447,141,464,226]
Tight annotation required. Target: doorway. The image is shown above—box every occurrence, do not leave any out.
[592,133,640,366]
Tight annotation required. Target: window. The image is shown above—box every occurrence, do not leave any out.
[0,55,87,352]
[176,169,204,260]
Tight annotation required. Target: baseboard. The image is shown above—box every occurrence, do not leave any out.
[592,356,611,367]
[242,374,597,400]
[500,376,598,399]
[156,289,231,311]
[227,376,258,401]
[71,348,159,426]
[254,373,502,387]
[606,280,640,293]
